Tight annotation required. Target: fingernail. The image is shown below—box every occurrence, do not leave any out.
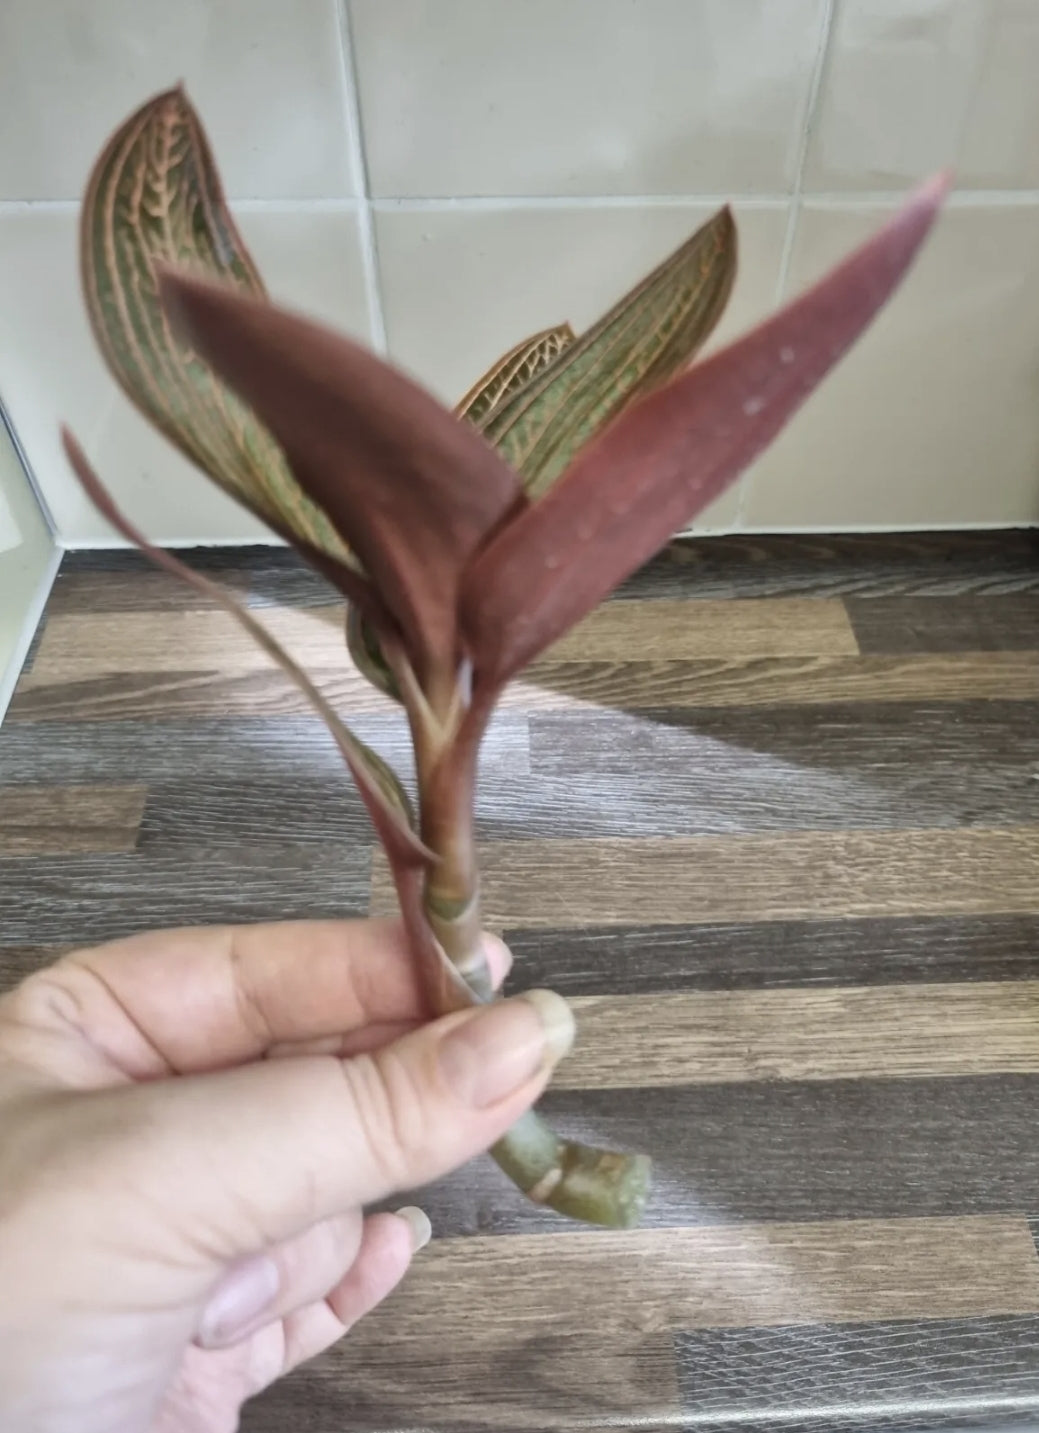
[197,1255,280,1349]
[394,1205,432,1251]
[480,931,514,987]
[438,990,575,1109]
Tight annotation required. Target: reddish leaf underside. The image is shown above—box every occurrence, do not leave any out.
[158,271,522,680]
[460,174,949,685]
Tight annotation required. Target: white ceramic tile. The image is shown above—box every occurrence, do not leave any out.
[804,0,1039,193]
[958,0,1039,190]
[0,0,357,200]
[744,201,1039,530]
[376,200,789,530]
[351,0,828,197]
[0,206,374,545]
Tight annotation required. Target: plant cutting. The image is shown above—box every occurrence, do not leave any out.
[64,87,947,1229]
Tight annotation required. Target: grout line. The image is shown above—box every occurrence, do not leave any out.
[6,189,1039,217]
[371,193,794,211]
[775,0,837,307]
[737,0,836,532]
[335,0,388,355]
[370,189,1039,210]
[0,200,79,213]
[228,198,363,215]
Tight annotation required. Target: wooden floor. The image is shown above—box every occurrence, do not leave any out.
[4,532,1039,1432]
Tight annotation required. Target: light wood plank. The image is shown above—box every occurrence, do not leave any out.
[30,606,354,677]
[547,598,859,660]
[348,1217,1039,1343]
[373,827,1039,927]
[30,598,858,681]
[553,981,1039,1089]
[0,785,146,854]
[510,652,1039,711]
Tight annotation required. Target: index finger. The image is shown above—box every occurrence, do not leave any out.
[12,920,510,1080]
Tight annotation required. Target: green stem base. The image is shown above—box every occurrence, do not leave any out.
[492,1108,651,1229]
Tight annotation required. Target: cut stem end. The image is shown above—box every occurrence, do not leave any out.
[492,1108,651,1230]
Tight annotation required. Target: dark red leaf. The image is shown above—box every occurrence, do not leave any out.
[461,174,949,684]
[158,271,521,681]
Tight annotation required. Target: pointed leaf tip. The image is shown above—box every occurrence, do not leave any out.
[461,175,947,684]
[476,204,738,498]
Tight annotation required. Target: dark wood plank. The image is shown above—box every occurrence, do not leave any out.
[47,546,339,613]
[504,915,1039,995]
[612,532,1039,600]
[519,701,1039,836]
[140,781,387,848]
[14,652,1039,721]
[848,595,1039,653]
[0,947,72,988]
[243,1330,678,1433]
[52,533,1039,617]
[674,1314,1039,1432]
[531,699,1039,777]
[387,1077,1039,1237]
[0,714,528,785]
[372,828,1039,928]
[0,784,146,854]
[0,848,371,957]
[18,612,47,675]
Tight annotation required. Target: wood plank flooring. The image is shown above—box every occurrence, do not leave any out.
[3,532,1039,1432]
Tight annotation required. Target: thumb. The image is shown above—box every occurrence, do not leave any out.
[85,989,575,1263]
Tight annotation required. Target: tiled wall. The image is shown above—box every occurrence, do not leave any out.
[2,0,1038,544]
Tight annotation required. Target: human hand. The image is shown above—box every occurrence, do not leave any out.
[0,919,573,1433]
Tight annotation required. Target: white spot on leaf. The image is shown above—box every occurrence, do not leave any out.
[779,346,795,364]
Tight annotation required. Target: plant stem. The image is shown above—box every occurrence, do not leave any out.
[493,1110,652,1229]
[386,648,652,1228]
[407,695,651,1228]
